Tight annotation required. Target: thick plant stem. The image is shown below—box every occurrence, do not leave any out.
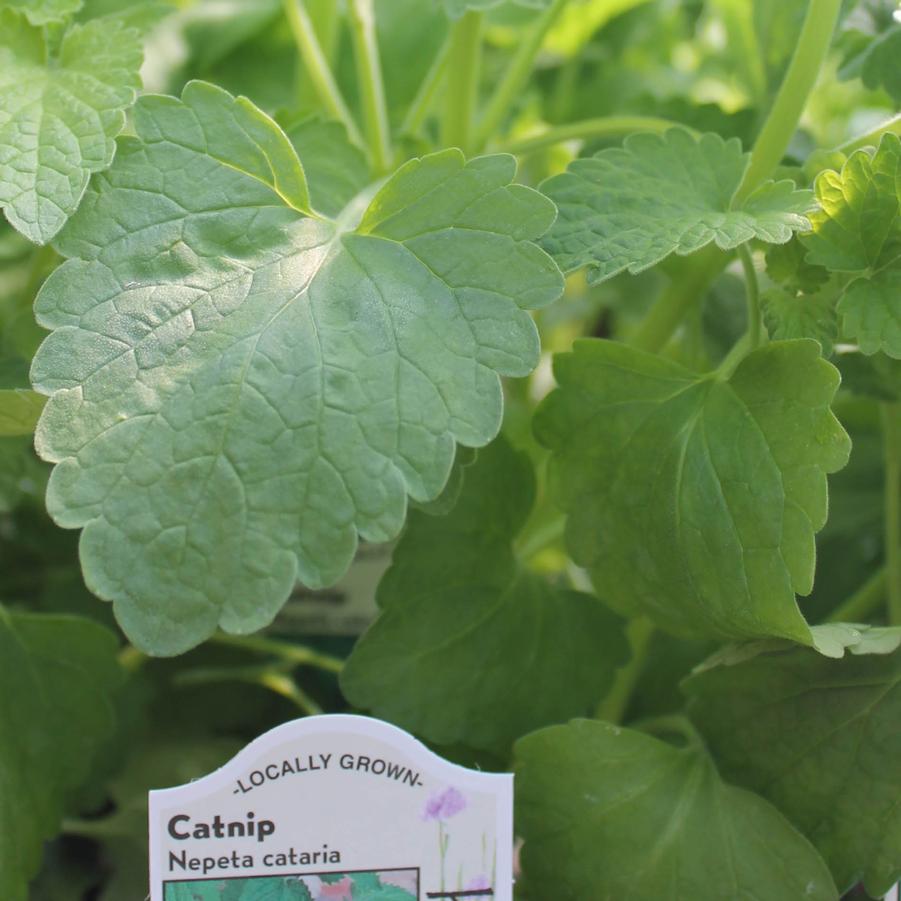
[442,10,482,153]
[400,35,451,139]
[348,0,392,174]
[503,116,688,156]
[210,631,344,673]
[473,0,569,151]
[595,617,654,724]
[733,0,841,204]
[883,404,901,624]
[837,113,901,154]
[283,0,363,148]
[630,247,728,354]
[827,566,887,623]
[737,244,762,351]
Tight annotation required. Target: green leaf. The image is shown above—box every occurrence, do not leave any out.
[836,350,901,401]
[341,437,627,752]
[0,9,143,244]
[30,81,563,655]
[0,388,45,436]
[0,436,29,512]
[839,1,901,104]
[534,338,850,642]
[540,129,813,282]
[514,719,838,901]
[284,118,370,218]
[1,0,81,24]
[351,874,415,901]
[686,634,901,895]
[761,285,839,355]
[0,607,121,901]
[219,876,313,901]
[803,133,901,358]
[442,0,549,18]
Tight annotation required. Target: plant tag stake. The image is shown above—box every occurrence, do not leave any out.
[149,714,513,900]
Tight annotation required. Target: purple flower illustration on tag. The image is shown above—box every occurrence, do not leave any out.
[423,786,467,891]
[423,786,467,821]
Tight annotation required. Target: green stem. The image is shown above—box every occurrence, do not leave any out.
[595,617,654,724]
[442,10,482,153]
[502,116,689,156]
[737,244,762,351]
[348,0,392,174]
[837,113,901,154]
[210,631,344,673]
[473,0,569,151]
[827,566,887,623]
[629,247,729,354]
[283,0,364,148]
[515,515,566,561]
[883,403,901,625]
[177,665,323,715]
[400,35,451,141]
[733,0,842,204]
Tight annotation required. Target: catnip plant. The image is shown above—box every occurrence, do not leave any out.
[0,0,899,898]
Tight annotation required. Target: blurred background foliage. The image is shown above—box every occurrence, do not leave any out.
[1,0,898,896]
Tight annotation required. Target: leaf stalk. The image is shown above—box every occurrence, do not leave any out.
[733,0,842,203]
[442,10,483,153]
[283,0,364,148]
[348,0,393,174]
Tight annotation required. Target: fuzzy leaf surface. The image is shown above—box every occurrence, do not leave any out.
[30,81,562,655]
[803,134,901,358]
[686,634,901,895]
[540,129,813,282]
[534,339,850,642]
[0,9,142,243]
[514,719,838,901]
[0,608,121,901]
[341,437,627,752]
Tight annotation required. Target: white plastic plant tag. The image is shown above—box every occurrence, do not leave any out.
[149,714,513,901]
[885,884,899,901]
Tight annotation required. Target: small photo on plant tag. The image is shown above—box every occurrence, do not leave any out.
[148,715,513,901]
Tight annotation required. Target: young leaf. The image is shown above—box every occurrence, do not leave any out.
[534,338,850,642]
[341,437,627,752]
[30,81,563,655]
[686,633,901,896]
[0,607,122,901]
[514,719,838,901]
[540,129,813,282]
[0,9,143,244]
[803,133,901,358]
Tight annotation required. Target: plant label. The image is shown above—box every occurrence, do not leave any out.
[149,714,513,901]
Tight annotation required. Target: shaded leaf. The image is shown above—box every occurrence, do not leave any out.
[761,285,839,354]
[686,635,901,895]
[514,719,837,901]
[0,9,142,243]
[341,437,627,752]
[0,608,121,901]
[2,0,81,24]
[0,388,45,436]
[541,129,813,282]
[534,339,850,642]
[30,81,563,655]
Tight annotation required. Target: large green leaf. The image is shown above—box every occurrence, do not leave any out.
[341,437,627,752]
[30,81,563,655]
[803,133,901,358]
[534,338,850,642]
[540,129,813,282]
[514,719,838,901]
[0,9,142,244]
[0,607,121,901]
[686,632,901,896]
